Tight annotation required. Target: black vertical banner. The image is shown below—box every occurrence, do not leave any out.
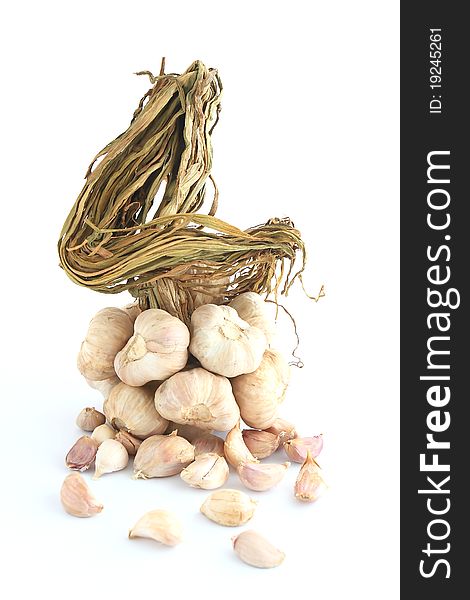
[401,2,468,598]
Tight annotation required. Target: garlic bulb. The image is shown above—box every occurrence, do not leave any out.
[93,439,129,479]
[77,308,133,381]
[104,382,168,439]
[85,375,120,400]
[189,304,267,377]
[229,292,275,345]
[155,368,240,432]
[76,407,106,432]
[133,432,195,478]
[231,349,290,429]
[114,309,190,386]
[180,453,229,489]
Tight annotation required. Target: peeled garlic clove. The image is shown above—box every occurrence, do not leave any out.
[265,417,297,443]
[85,375,120,400]
[193,433,225,457]
[180,453,229,489]
[129,509,182,546]
[284,435,323,463]
[91,423,116,445]
[294,451,327,502]
[76,407,106,432]
[133,432,194,478]
[224,421,258,468]
[155,368,240,432]
[242,429,280,459]
[232,530,285,568]
[189,304,267,377]
[114,309,190,386]
[93,439,128,479]
[66,436,99,471]
[229,292,276,346]
[115,430,142,456]
[237,462,290,492]
[104,382,168,439]
[60,473,103,518]
[200,489,257,526]
[231,349,290,429]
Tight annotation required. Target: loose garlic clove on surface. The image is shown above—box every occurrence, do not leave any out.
[294,451,327,502]
[65,436,99,471]
[193,433,225,457]
[129,509,182,546]
[265,417,297,443]
[231,349,290,429]
[133,432,194,478]
[200,489,257,527]
[76,407,106,432]
[224,421,258,468]
[284,435,324,463]
[114,309,190,386]
[93,439,128,479]
[155,368,240,432]
[60,473,103,518]
[232,530,285,568]
[237,462,290,492]
[189,304,267,377]
[229,292,276,346]
[77,307,133,381]
[114,430,142,456]
[242,429,280,459]
[180,453,229,489]
[85,375,120,400]
[91,423,116,445]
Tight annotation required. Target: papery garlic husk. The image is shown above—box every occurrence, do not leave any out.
[114,309,189,386]
[155,368,240,432]
[180,453,229,489]
[133,432,194,478]
[224,421,259,468]
[284,435,323,463]
[93,439,129,479]
[104,382,168,439]
[115,430,142,456]
[129,509,182,546]
[265,417,297,443]
[60,473,103,518]
[76,407,106,432]
[237,461,290,492]
[186,262,230,308]
[229,292,275,346]
[200,489,257,526]
[189,304,267,377]
[66,436,99,471]
[294,451,327,502]
[77,308,133,381]
[231,349,290,429]
[242,429,280,459]
[121,302,141,323]
[91,423,116,445]
[165,421,213,442]
[232,530,285,568]
[193,433,225,457]
[85,375,120,400]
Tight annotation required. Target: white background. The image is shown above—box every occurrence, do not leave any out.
[0,1,399,598]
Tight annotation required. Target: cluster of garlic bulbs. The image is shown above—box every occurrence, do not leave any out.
[62,292,326,568]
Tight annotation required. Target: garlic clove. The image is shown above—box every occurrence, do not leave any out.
[133,433,194,478]
[114,430,142,456]
[193,433,225,457]
[242,429,280,459]
[93,439,129,479]
[294,451,327,502]
[65,436,99,471]
[91,423,116,445]
[284,435,323,463]
[129,509,182,546]
[200,489,257,526]
[228,292,276,346]
[76,407,106,432]
[237,462,290,492]
[224,421,258,468]
[180,453,229,489]
[232,530,285,568]
[60,472,103,518]
[264,417,297,443]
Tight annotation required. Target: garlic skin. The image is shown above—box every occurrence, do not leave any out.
[91,424,116,445]
[165,422,213,443]
[232,530,285,568]
[265,417,297,443]
[200,489,257,527]
[129,509,182,546]
[114,430,142,456]
[77,308,133,381]
[104,382,168,439]
[231,349,290,429]
[189,304,267,378]
[76,407,106,432]
[114,309,190,386]
[133,432,194,478]
[237,462,290,492]
[224,421,259,468]
[93,439,129,479]
[121,302,141,323]
[242,429,280,459]
[60,473,103,518]
[155,368,240,432]
[284,435,323,463]
[186,262,230,308]
[65,436,99,471]
[180,453,229,489]
[85,375,120,400]
[294,451,327,502]
[193,433,225,457]
[229,292,275,346]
